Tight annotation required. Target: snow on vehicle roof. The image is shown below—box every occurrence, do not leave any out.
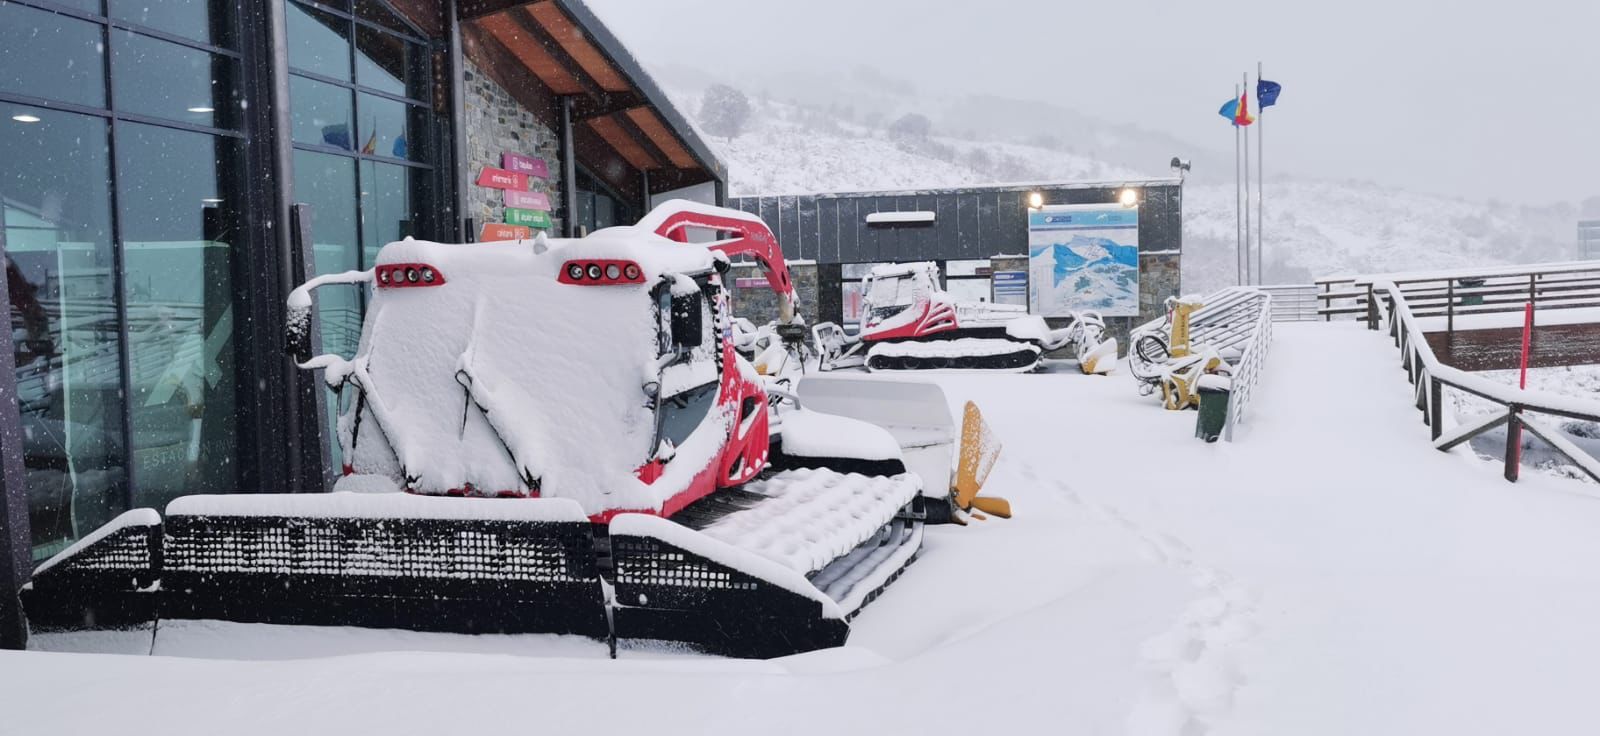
[868,261,938,279]
[400,225,716,281]
[336,228,719,514]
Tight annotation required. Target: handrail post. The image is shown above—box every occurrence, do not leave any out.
[1446,280,1455,336]
[1366,283,1378,330]
[1504,408,1522,482]
[1429,377,1442,441]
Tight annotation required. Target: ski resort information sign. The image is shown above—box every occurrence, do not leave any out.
[1027,204,1139,317]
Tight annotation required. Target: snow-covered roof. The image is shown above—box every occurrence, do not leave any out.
[735,177,1184,199]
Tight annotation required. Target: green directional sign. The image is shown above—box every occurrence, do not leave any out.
[505,207,551,229]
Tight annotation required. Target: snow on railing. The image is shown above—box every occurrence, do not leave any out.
[1258,284,1319,322]
[1377,281,1600,483]
[1222,290,1273,441]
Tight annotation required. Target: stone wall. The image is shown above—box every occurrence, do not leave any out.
[461,60,561,235]
[726,262,819,325]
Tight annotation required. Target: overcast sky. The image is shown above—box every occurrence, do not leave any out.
[588,0,1600,205]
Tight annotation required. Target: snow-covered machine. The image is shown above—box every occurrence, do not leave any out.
[813,261,1118,373]
[19,201,1000,659]
[1129,288,1268,410]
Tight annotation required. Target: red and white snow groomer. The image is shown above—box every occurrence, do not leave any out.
[20,202,995,659]
[813,261,1119,373]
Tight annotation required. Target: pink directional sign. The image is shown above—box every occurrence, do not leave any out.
[502,152,549,179]
[504,189,551,211]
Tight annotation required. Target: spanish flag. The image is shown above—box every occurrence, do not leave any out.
[1234,91,1255,126]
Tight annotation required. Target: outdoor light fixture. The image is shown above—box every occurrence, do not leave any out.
[1027,191,1044,209]
[1119,188,1139,207]
[187,106,215,113]
[11,114,40,123]
[1170,156,1192,182]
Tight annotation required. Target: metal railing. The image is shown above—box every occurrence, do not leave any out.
[1258,284,1318,321]
[1316,261,1600,328]
[1223,291,1273,440]
[1378,281,1600,483]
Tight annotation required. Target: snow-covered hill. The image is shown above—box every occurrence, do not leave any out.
[674,89,1583,293]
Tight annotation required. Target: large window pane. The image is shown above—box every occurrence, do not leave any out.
[355,25,424,101]
[1,104,127,561]
[110,0,234,48]
[112,30,236,129]
[292,150,360,359]
[359,161,414,264]
[357,92,421,161]
[290,75,355,150]
[116,123,240,509]
[0,4,106,109]
[286,1,352,80]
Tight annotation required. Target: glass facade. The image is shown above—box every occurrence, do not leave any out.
[1,0,245,560]
[284,0,437,357]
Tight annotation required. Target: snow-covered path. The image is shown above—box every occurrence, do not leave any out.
[8,322,1600,734]
[924,321,1600,734]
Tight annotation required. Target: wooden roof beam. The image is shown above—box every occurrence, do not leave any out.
[587,115,661,172]
[474,11,585,95]
[526,1,631,92]
[624,106,698,169]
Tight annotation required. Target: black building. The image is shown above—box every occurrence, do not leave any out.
[727,180,1183,332]
[0,0,724,647]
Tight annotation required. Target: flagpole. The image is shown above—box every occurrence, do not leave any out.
[1234,83,1243,286]
[1242,72,1252,285]
[1257,61,1266,285]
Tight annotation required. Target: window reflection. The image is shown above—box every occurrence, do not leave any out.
[355,24,419,101]
[286,1,353,80]
[359,161,413,265]
[293,150,361,360]
[1,104,127,562]
[0,4,106,109]
[110,0,234,48]
[357,93,419,161]
[112,30,235,129]
[355,0,417,36]
[291,75,355,150]
[116,124,240,509]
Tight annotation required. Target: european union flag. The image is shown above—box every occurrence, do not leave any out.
[1257,79,1282,108]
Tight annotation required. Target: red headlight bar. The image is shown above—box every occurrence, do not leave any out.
[559,259,645,285]
[376,263,446,288]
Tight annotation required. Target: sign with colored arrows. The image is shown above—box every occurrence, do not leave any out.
[480,223,532,241]
[476,167,527,190]
[505,207,552,229]
[502,152,549,179]
[504,189,551,211]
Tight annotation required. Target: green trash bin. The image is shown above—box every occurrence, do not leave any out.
[1457,278,1486,306]
[1195,375,1232,443]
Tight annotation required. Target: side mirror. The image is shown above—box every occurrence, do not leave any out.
[670,292,703,349]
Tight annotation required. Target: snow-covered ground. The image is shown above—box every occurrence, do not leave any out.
[9,322,1600,734]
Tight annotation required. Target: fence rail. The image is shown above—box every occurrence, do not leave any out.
[1316,261,1600,328]
[1377,281,1600,483]
[1223,292,1273,440]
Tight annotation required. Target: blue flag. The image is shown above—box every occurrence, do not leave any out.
[1218,97,1240,126]
[1257,79,1282,108]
